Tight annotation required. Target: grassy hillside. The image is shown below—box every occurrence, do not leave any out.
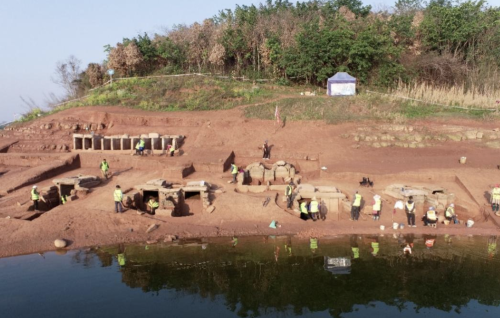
[64,76,300,111]
[17,76,499,124]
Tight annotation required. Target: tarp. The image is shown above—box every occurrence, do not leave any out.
[327,72,356,96]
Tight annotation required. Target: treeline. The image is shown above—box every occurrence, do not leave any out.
[80,0,500,92]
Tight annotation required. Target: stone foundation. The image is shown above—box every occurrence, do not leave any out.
[73,133,184,153]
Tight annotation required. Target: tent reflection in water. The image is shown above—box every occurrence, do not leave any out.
[324,256,352,275]
[327,72,356,96]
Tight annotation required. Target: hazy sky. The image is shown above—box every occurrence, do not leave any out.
[1,0,499,122]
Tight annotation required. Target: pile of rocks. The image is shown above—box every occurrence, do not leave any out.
[244,161,299,185]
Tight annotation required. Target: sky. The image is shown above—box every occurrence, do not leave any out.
[1,0,500,123]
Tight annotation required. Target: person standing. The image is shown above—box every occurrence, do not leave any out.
[285,182,294,209]
[31,185,40,211]
[405,196,416,227]
[230,163,238,183]
[372,195,382,221]
[114,185,123,213]
[262,140,270,160]
[169,140,176,157]
[351,191,362,221]
[100,159,110,179]
[147,196,159,215]
[309,197,319,221]
[492,184,500,216]
[300,200,309,220]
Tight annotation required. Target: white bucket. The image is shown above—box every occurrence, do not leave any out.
[460,157,467,164]
[393,222,399,230]
[380,225,385,231]
[466,219,474,228]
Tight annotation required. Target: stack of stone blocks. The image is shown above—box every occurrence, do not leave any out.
[53,175,102,202]
[238,161,300,193]
[383,184,455,219]
[292,184,346,220]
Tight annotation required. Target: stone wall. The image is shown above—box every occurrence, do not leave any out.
[73,133,184,153]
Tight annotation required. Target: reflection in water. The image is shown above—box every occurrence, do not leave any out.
[85,235,500,317]
[2,235,500,318]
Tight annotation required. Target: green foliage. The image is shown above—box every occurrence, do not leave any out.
[16,108,45,123]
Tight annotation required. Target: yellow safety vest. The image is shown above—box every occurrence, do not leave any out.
[61,195,67,205]
[286,185,293,196]
[310,200,319,213]
[139,139,145,147]
[114,189,123,202]
[373,199,381,211]
[493,187,500,200]
[300,202,308,214]
[135,142,141,149]
[148,200,159,208]
[427,210,437,220]
[445,207,455,218]
[353,194,362,207]
[101,161,109,171]
[231,164,238,174]
[372,242,380,255]
[170,142,176,152]
[406,202,415,213]
[31,189,39,200]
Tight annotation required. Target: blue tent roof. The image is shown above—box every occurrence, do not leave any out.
[328,72,356,83]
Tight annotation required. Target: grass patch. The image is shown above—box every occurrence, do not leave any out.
[60,76,294,112]
[244,93,500,124]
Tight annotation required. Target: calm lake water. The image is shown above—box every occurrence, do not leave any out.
[1,234,500,318]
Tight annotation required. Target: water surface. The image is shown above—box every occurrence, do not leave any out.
[1,234,499,318]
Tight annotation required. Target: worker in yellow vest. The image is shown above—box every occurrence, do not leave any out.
[372,195,382,221]
[285,182,294,209]
[148,197,159,215]
[300,201,309,220]
[31,185,40,211]
[405,196,416,227]
[309,197,319,221]
[61,194,67,205]
[135,138,145,156]
[350,191,362,221]
[100,159,110,179]
[445,203,458,224]
[114,185,123,213]
[169,140,176,157]
[425,206,438,227]
[492,184,500,216]
[230,163,238,183]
